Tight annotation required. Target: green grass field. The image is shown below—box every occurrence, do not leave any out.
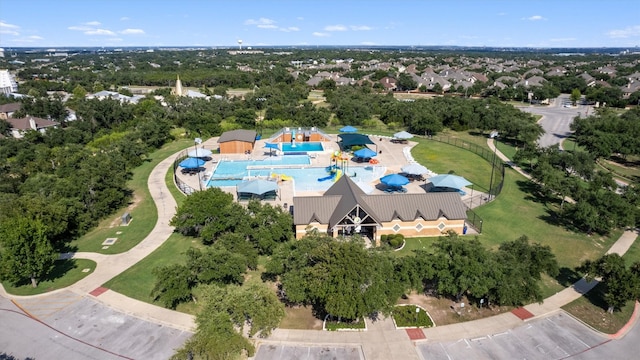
[103,232,201,309]
[3,259,96,296]
[562,238,639,334]
[68,139,192,254]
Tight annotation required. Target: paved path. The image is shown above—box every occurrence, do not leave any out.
[1,138,638,360]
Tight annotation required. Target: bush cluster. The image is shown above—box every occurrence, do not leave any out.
[381,234,405,249]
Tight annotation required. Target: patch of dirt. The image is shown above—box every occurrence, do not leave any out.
[280,306,324,330]
[396,292,513,326]
[108,193,143,228]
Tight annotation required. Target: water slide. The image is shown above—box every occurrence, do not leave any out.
[318,169,342,182]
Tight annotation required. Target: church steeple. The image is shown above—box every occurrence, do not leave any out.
[173,75,183,96]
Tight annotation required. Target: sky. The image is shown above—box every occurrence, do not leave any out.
[1,0,639,49]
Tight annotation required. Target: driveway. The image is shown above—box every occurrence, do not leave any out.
[518,95,593,148]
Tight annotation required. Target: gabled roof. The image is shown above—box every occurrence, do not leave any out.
[217,129,257,143]
[8,116,59,131]
[293,176,467,228]
[0,102,21,113]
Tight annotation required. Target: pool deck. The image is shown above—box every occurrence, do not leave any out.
[175,134,487,214]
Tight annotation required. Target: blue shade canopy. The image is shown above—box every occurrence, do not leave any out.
[179,157,205,169]
[188,148,212,158]
[354,147,377,158]
[401,163,428,175]
[428,174,472,189]
[236,179,278,195]
[394,131,413,139]
[380,173,410,187]
[264,143,279,150]
[340,125,358,133]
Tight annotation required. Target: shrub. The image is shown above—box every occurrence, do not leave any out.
[393,305,434,328]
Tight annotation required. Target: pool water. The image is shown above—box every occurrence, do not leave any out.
[282,142,324,152]
[206,155,379,191]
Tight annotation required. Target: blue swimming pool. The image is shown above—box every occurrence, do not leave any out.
[282,142,324,153]
[206,155,379,191]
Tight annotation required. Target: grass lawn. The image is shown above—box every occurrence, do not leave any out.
[474,168,619,269]
[2,259,96,296]
[103,232,201,310]
[68,139,192,254]
[411,136,494,191]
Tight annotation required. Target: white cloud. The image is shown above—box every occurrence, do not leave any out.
[85,29,116,36]
[258,24,278,29]
[84,21,101,26]
[325,25,347,32]
[0,21,19,29]
[297,17,304,21]
[607,25,640,38]
[313,32,330,37]
[0,29,19,35]
[28,35,43,40]
[120,28,145,35]
[524,15,545,21]
[120,17,130,21]
[497,12,507,16]
[350,25,372,31]
[280,27,299,32]
[244,18,276,26]
[361,41,377,45]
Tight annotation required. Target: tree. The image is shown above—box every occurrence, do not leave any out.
[570,88,581,105]
[150,264,195,309]
[0,218,57,287]
[580,254,637,312]
[430,232,496,301]
[492,236,558,305]
[267,234,404,320]
[170,187,237,239]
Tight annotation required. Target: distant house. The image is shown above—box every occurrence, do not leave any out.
[7,116,59,138]
[293,176,467,243]
[217,129,257,154]
[379,76,397,90]
[579,72,596,87]
[515,76,546,88]
[0,102,21,119]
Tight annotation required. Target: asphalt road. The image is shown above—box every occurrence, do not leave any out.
[518,94,593,148]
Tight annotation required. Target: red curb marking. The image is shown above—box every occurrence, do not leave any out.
[511,307,534,320]
[610,300,640,339]
[406,328,426,340]
[89,286,109,297]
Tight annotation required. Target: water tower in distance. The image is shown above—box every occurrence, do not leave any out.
[237,39,243,50]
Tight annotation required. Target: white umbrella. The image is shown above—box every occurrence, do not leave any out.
[355,181,374,194]
[393,131,413,139]
[188,148,213,158]
[401,163,428,175]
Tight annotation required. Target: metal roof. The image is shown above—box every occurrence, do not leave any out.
[217,129,257,143]
[293,176,467,227]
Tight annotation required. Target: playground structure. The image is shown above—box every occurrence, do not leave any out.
[318,151,351,182]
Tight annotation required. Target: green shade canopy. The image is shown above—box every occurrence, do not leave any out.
[338,134,375,147]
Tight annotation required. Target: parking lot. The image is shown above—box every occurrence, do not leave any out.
[0,292,191,360]
[417,312,607,360]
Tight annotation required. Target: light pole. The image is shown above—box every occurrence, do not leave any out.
[194,137,203,191]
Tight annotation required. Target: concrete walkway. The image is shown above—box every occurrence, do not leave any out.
[1,137,638,360]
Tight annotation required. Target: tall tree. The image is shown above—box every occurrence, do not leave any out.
[0,218,57,287]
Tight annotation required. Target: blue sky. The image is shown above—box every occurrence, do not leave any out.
[1,0,639,48]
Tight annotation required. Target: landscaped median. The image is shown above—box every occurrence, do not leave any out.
[391,304,435,329]
[323,314,367,331]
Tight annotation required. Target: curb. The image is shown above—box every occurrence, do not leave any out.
[610,300,640,339]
